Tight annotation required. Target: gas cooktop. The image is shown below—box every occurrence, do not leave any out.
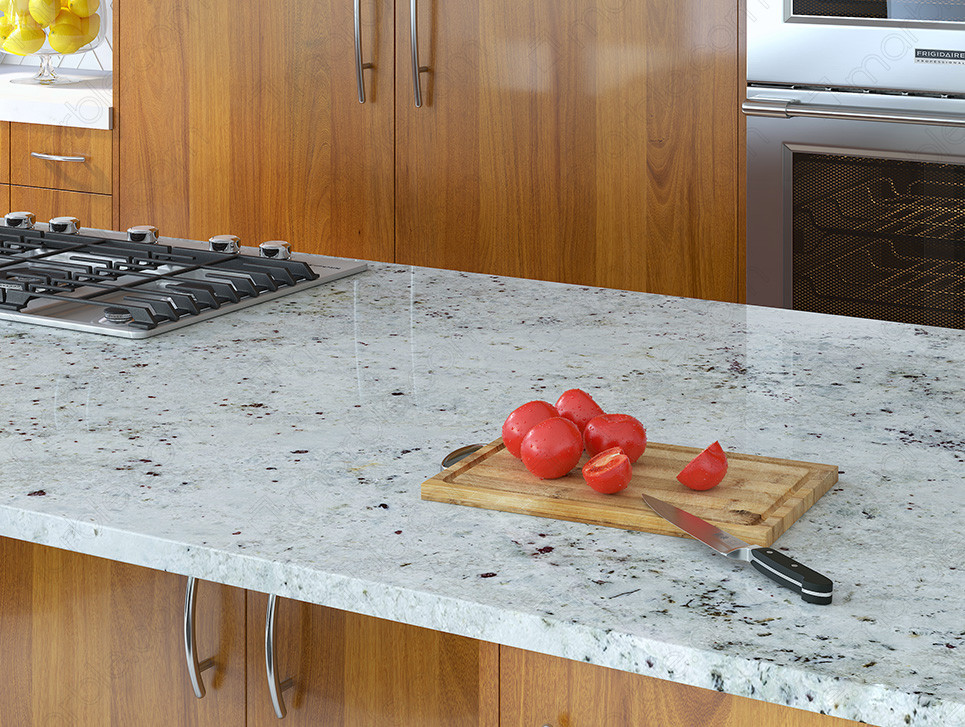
[0,213,367,338]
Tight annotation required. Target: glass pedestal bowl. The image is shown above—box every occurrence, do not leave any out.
[0,0,104,85]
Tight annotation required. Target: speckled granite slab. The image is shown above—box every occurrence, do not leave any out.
[1,263,963,727]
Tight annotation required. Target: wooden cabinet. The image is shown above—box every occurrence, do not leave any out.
[118,0,394,262]
[118,1,741,301]
[0,537,245,727]
[500,646,865,727]
[7,123,113,229]
[245,593,497,726]
[1,121,8,185]
[394,1,739,301]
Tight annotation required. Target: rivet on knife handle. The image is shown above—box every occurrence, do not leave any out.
[749,548,833,605]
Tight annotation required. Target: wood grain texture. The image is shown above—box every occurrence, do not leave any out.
[246,592,493,726]
[395,0,740,301]
[501,646,866,727]
[422,439,837,547]
[1,185,8,214]
[10,185,113,229]
[10,123,112,194]
[0,537,246,727]
[118,0,394,262]
[0,122,8,184]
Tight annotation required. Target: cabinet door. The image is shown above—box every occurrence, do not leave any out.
[10,186,113,229]
[118,0,394,262]
[0,537,246,727]
[1,121,8,184]
[395,1,740,301]
[246,592,497,726]
[500,646,865,727]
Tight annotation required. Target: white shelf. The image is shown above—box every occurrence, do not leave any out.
[0,66,112,130]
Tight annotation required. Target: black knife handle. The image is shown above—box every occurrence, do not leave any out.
[749,548,833,605]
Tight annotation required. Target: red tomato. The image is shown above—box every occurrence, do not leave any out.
[677,441,728,491]
[502,400,558,458]
[520,417,583,479]
[582,447,632,494]
[583,414,647,463]
[554,389,605,433]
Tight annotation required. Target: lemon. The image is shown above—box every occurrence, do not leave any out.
[48,14,84,52]
[77,9,96,44]
[66,0,96,17]
[27,0,58,27]
[51,6,80,27]
[2,22,45,54]
[0,19,13,44]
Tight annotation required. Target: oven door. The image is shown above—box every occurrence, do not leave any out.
[745,88,965,329]
[747,0,965,93]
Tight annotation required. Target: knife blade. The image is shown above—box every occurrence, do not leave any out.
[641,494,833,605]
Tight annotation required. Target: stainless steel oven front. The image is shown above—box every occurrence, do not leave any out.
[748,0,965,94]
[745,87,965,329]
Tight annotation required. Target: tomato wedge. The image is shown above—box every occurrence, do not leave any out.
[502,400,559,458]
[677,441,728,491]
[582,447,632,494]
[554,389,605,433]
[520,417,584,479]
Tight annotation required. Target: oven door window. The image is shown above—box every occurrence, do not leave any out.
[792,0,965,22]
[793,152,965,329]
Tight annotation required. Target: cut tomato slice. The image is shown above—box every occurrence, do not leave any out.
[582,447,632,494]
[676,441,728,491]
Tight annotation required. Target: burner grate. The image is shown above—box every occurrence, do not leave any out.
[0,228,321,331]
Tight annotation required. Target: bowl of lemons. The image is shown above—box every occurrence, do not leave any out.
[0,0,104,85]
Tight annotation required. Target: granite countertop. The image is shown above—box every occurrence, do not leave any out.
[0,263,962,727]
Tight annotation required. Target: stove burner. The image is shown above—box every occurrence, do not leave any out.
[103,307,134,324]
[259,241,291,260]
[127,225,160,244]
[209,235,241,254]
[5,212,36,230]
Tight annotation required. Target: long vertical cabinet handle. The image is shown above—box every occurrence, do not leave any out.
[354,0,375,103]
[183,577,216,699]
[266,594,295,719]
[410,0,430,107]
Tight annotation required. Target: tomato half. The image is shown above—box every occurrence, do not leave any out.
[677,441,728,491]
[502,400,559,458]
[583,414,647,463]
[554,389,605,433]
[520,417,584,479]
[582,447,632,494]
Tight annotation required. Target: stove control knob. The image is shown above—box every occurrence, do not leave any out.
[259,241,291,260]
[4,211,36,229]
[127,225,160,244]
[209,234,241,254]
[49,216,81,234]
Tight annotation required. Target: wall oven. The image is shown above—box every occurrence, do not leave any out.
[745,0,965,330]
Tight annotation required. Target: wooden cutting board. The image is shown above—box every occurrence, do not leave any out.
[421,439,838,546]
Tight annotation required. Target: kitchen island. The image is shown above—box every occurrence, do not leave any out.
[0,263,962,726]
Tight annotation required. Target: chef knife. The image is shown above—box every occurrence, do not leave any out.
[641,494,833,605]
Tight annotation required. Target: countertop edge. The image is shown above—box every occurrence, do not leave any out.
[2,506,960,727]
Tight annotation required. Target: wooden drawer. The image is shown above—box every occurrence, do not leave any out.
[0,122,8,184]
[10,123,112,194]
[10,185,112,230]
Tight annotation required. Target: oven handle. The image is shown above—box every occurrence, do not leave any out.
[743,98,965,128]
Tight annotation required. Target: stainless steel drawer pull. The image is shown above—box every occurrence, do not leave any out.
[266,594,295,719]
[742,98,965,128]
[30,151,87,163]
[410,0,429,107]
[183,577,216,699]
[354,0,375,103]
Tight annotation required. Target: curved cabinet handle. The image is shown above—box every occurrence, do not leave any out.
[183,577,216,699]
[410,0,430,107]
[30,151,86,163]
[354,0,375,103]
[266,594,295,719]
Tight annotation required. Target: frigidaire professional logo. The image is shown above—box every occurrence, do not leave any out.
[915,48,965,64]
